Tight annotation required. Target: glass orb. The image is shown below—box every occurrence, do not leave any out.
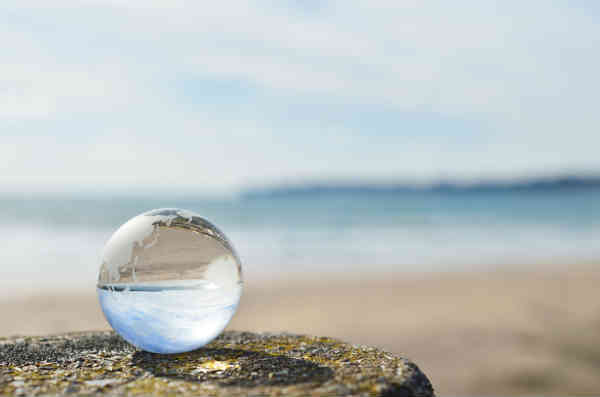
[97,208,243,354]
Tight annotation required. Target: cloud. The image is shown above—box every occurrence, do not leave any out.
[1,0,599,192]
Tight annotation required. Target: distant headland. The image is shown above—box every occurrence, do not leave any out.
[242,175,600,199]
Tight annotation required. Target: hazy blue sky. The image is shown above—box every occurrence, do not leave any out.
[1,1,599,193]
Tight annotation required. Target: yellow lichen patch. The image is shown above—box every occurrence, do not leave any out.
[191,360,239,374]
[124,377,177,396]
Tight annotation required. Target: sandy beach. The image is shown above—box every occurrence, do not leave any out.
[1,264,598,395]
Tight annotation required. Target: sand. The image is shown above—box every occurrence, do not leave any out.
[1,265,598,395]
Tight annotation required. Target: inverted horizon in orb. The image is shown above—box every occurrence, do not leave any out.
[97,208,243,354]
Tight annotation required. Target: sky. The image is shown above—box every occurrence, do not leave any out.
[1,0,599,194]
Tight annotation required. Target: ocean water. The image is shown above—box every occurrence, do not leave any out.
[1,186,600,293]
[97,281,241,353]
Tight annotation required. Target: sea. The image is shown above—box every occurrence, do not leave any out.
[1,179,599,294]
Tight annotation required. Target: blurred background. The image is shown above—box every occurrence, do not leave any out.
[1,1,599,395]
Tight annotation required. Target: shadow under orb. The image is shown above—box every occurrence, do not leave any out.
[132,348,334,387]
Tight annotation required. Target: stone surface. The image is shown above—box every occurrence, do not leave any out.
[0,331,435,397]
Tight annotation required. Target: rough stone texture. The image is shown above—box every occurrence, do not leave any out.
[0,331,435,397]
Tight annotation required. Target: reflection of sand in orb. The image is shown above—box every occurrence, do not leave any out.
[98,209,242,286]
[125,225,233,283]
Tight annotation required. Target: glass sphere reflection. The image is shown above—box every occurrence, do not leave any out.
[97,208,243,354]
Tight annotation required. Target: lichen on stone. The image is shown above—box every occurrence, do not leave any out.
[0,331,435,397]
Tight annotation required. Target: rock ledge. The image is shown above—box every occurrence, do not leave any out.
[0,331,435,397]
